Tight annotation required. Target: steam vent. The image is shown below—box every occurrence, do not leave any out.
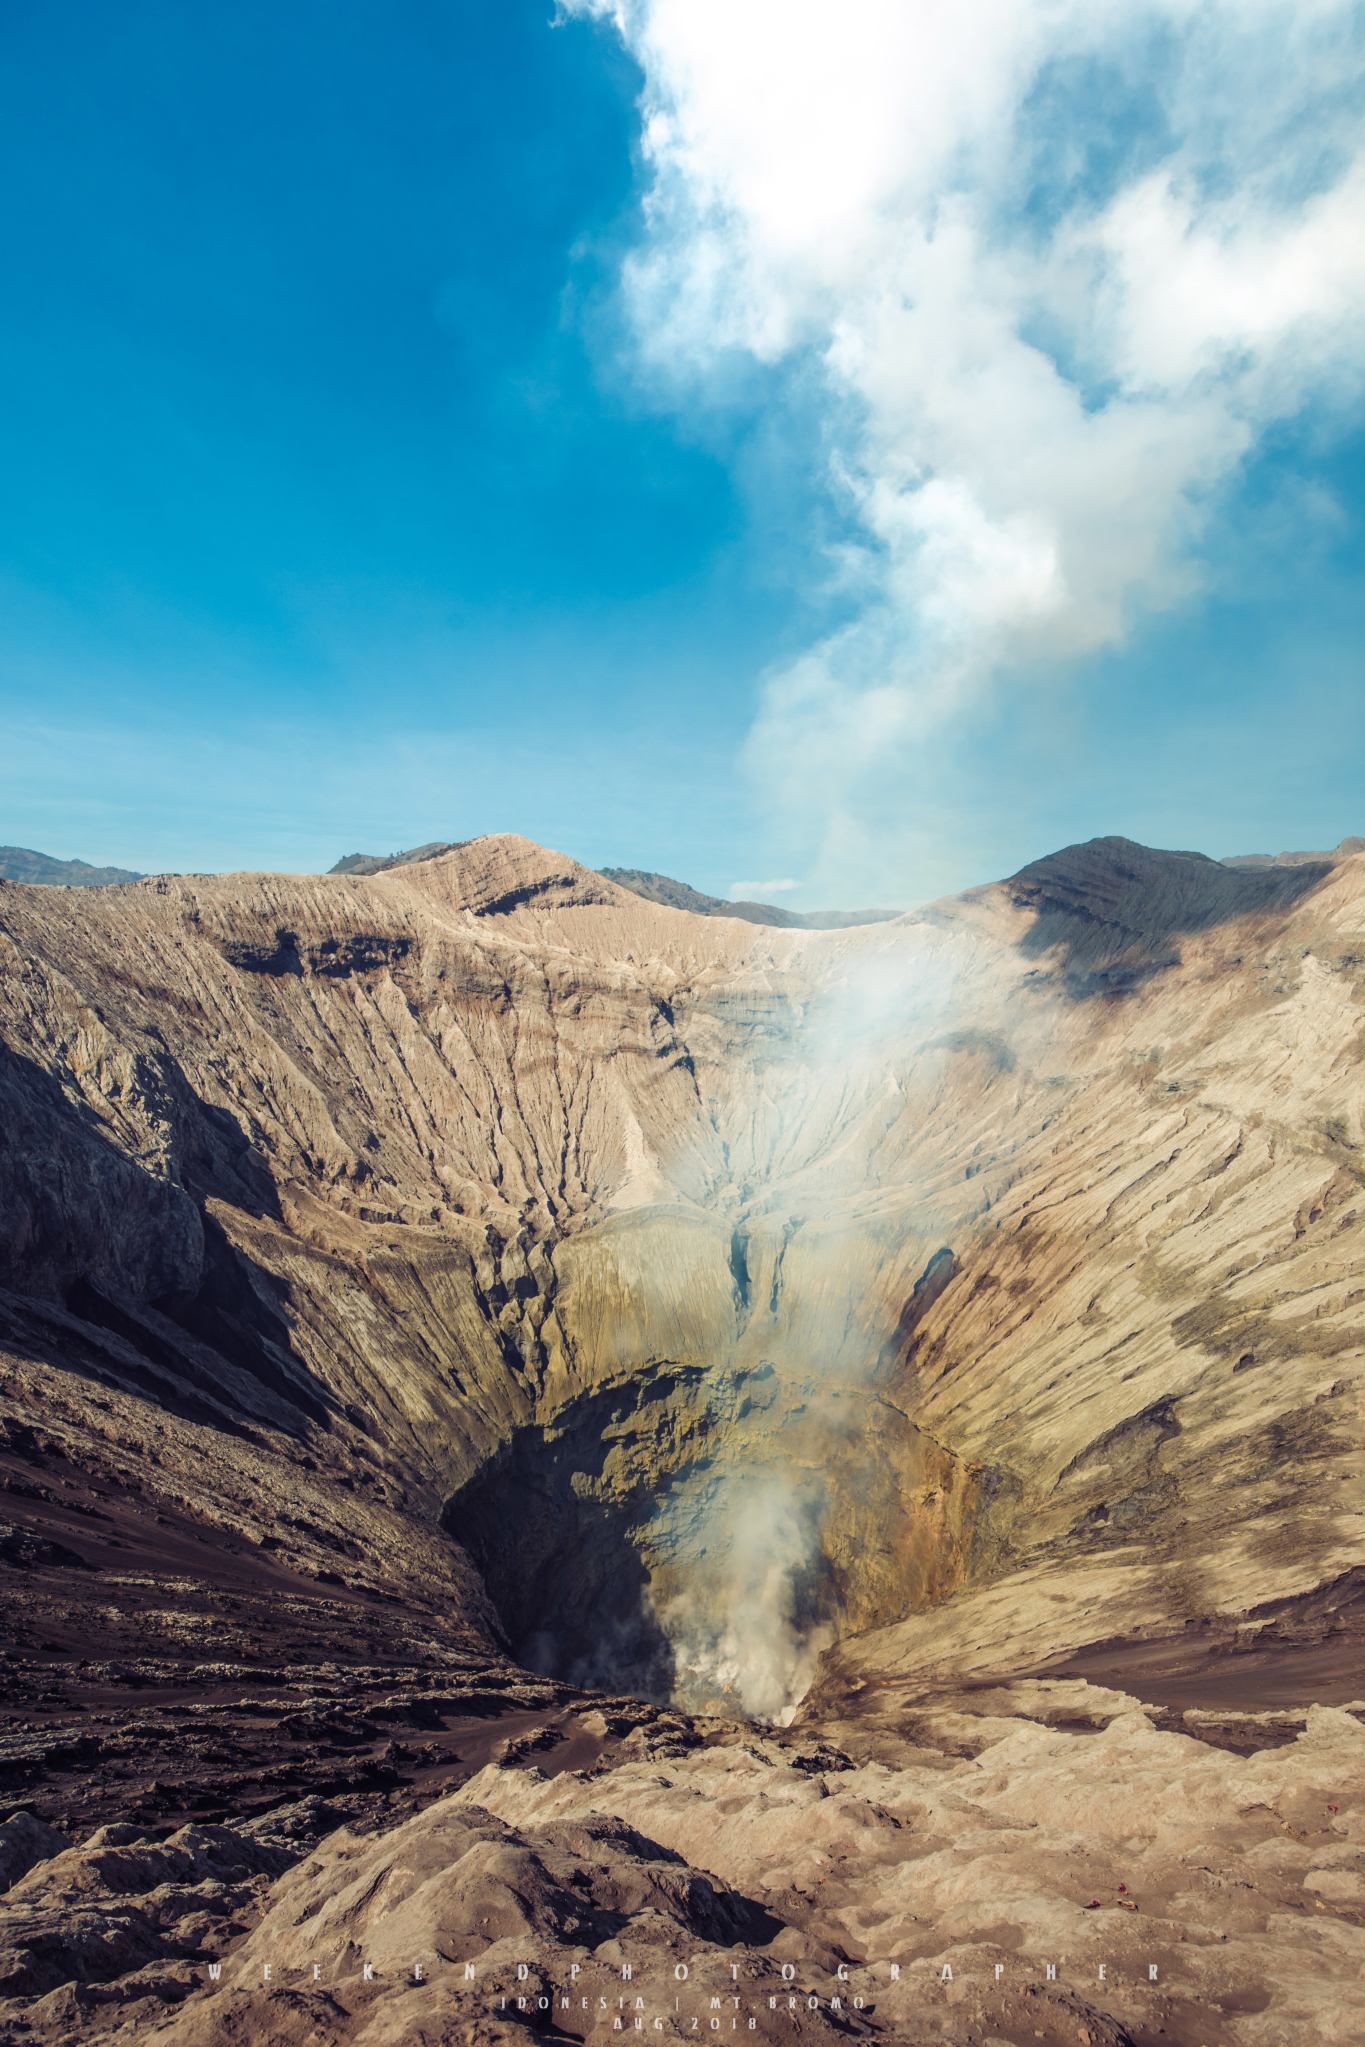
[2,831,1364,2044]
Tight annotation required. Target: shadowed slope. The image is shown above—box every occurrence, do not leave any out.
[1010,834,1333,993]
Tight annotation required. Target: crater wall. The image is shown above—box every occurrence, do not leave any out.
[1,832,1363,1723]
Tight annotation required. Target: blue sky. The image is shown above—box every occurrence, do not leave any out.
[2,0,1363,905]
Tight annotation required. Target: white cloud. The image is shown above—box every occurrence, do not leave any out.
[728,875,798,897]
[568,0,1365,892]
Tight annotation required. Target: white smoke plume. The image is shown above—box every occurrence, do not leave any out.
[656,1475,835,1724]
[646,929,1002,1722]
[567,0,1365,892]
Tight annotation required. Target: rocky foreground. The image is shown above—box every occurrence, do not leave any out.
[2,829,1364,2039]
[1,1676,1363,2045]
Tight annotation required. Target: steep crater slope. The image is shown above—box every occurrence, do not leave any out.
[0,832,1362,1744]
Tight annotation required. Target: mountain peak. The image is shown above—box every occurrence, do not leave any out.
[0,845,145,887]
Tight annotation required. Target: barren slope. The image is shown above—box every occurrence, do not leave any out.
[2,829,1364,2043]
[2,832,1362,1699]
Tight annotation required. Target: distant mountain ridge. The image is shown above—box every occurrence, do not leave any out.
[21,829,1362,903]
[326,846,900,926]
[593,868,903,930]
[0,845,144,887]
[328,842,469,876]
[1222,834,1365,869]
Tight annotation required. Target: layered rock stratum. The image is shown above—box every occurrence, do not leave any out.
[1,829,1363,2043]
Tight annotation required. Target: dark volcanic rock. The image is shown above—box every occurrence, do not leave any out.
[0,1810,70,1889]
